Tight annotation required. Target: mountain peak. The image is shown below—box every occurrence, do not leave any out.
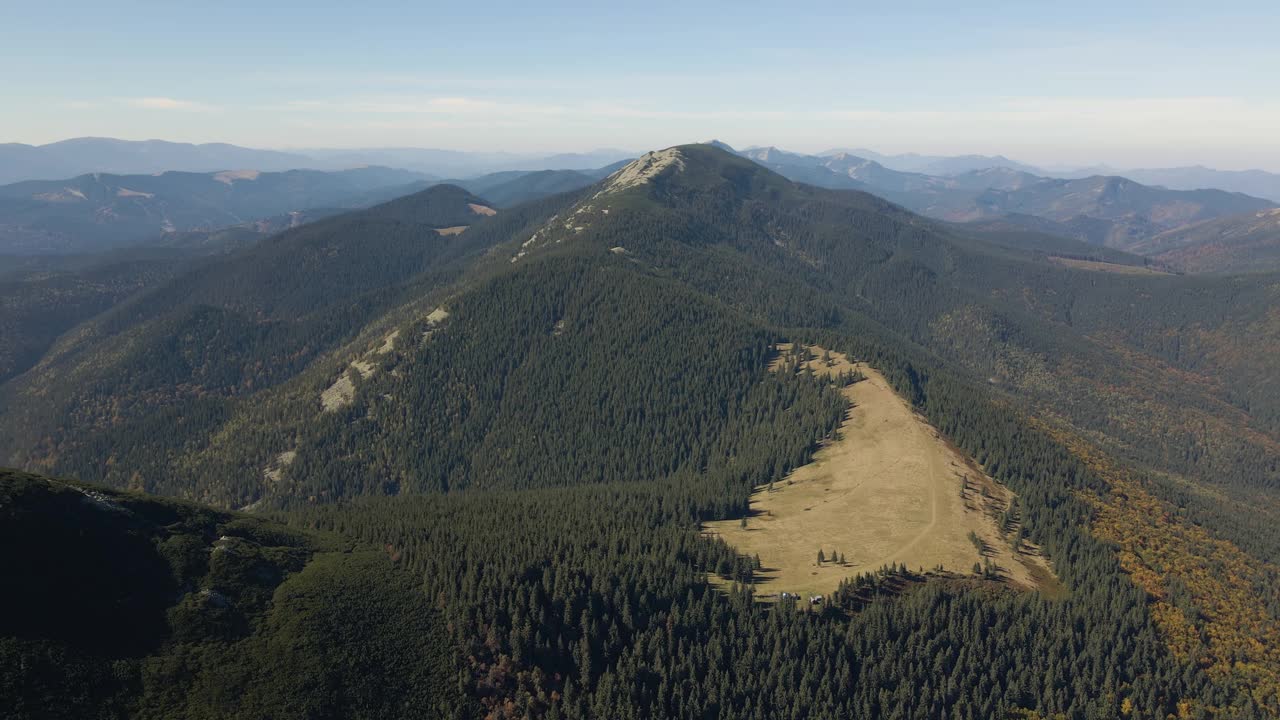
[824,152,875,168]
[508,143,782,264]
[740,146,784,162]
[598,147,687,196]
[506,148,692,263]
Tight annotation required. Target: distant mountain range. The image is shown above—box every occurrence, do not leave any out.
[0,137,637,185]
[301,147,635,178]
[0,138,314,185]
[1056,165,1280,203]
[816,148,1280,203]
[723,142,1278,259]
[0,166,430,254]
[960,175,1273,247]
[7,137,1278,273]
[9,137,1280,205]
[817,147,1042,176]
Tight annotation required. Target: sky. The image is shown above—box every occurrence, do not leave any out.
[3,0,1279,170]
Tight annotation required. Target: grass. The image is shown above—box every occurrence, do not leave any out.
[704,345,1056,600]
[1049,256,1171,275]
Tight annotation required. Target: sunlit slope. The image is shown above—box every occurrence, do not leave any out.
[706,345,1055,599]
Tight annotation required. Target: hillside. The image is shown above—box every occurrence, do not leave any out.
[346,164,625,211]
[5,144,1280,717]
[1129,208,1280,273]
[951,216,1162,267]
[0,254,186,384]
[0,183,526,498]
[0,207,356,385]
[0,467,463,719]
[0,166,428,254]
[458,169,596,207]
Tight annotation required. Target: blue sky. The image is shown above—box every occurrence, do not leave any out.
[3,0,1278,169]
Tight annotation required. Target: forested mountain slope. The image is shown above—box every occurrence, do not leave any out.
[0,254,187,385]
[457,169,597,207]
[1128,207,1280,273]
[340,163,630,212]
[5,144,1280,717]
[0,208,349,386]
[0,184,543,499]
[0,468,463,719]
[496,145,1280,491]
[605,147,1280,559]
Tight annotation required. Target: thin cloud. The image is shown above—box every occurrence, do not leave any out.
[279,96,568,116]
[127,97,216,111]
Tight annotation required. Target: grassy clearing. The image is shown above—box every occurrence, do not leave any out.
[1049,256,1171,274]
[705,344,1056,600]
